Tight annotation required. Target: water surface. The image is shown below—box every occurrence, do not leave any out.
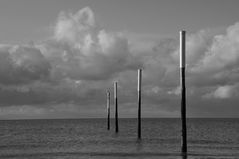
[0,118,239,159]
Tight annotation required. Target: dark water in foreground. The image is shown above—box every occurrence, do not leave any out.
[0,118,239,159]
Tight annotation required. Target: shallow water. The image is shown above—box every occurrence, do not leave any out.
[0,118,239,159]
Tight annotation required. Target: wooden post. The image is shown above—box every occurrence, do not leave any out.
[180,30,187,154]
[114,82,119,133]
[107,91,110,130]
[137,69,142,139]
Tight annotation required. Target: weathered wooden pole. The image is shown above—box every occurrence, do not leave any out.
[180,30,187,154]
[114,82,119,133]
[107,91,110,130]
[137,69,142,139]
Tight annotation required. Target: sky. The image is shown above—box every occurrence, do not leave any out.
[0,0,239,119]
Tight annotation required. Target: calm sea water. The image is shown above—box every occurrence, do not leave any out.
[0,118,239,159]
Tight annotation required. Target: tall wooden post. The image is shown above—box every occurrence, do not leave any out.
[180,30,187,154]
[137,69,142,139]
[107,91,110,130]
[114,82,119,133]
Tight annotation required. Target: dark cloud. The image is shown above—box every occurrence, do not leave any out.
[0,45,50,85]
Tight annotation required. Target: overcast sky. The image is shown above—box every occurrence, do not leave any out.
[0,0,239,119]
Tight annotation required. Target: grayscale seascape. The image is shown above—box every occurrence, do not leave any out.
[0,118,239,159]
[1,1,239,159]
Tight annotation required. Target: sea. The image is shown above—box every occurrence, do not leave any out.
[0,118,239,159]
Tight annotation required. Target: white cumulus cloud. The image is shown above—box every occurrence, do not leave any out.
[41,7,142,81]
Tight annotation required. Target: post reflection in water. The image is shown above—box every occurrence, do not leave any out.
[136,139,143,152]
[182,154,187,159]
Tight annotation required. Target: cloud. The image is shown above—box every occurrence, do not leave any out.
[54,7,96,46]
[213,85,235,99]
[188,23,239,87]
[193,23,239,73]
[203,85,238,99]
[0,45,50,85]
[0,7,142,86]
[42,7,142,81]
[2,7,239,118]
